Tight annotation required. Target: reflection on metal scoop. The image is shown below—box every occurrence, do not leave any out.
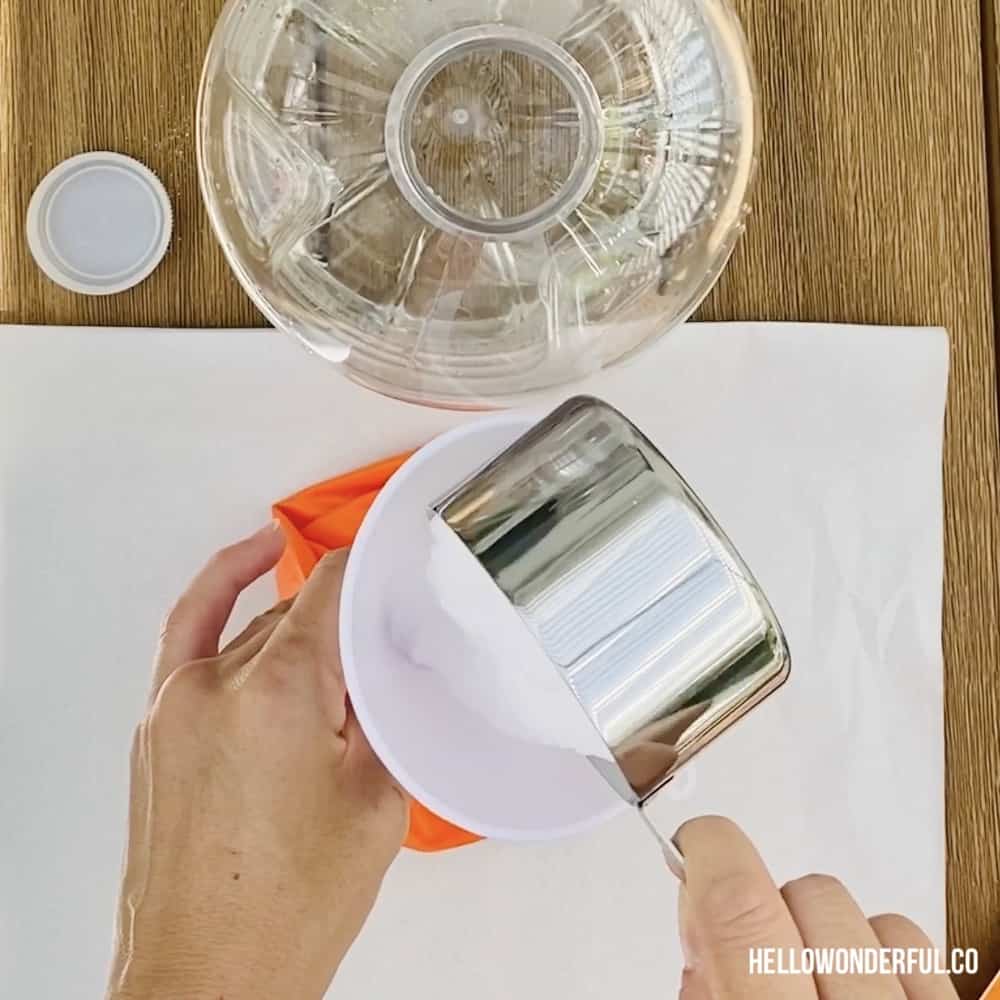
[432,396,791,854]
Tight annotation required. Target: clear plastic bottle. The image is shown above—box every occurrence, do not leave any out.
[198,0,758,408]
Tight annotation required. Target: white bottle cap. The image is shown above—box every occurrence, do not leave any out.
[26,152,173,296]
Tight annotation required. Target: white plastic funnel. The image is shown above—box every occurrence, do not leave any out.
[339,413,625,841]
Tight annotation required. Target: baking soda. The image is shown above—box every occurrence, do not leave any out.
[405,515,611,760]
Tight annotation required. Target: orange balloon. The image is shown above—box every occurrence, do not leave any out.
[273,454,481,853]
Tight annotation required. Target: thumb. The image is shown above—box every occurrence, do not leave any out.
[674,816,810,1000]
[677,886,713,999]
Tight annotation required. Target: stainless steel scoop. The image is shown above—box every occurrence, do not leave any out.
[431,396,790,864]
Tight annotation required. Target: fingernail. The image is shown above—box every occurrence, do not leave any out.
[663,834,686,882]
[254,519,282,537]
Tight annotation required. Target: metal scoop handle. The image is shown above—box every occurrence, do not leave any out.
[638,793,687,881]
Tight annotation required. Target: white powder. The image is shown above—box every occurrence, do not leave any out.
[402,516,611,760]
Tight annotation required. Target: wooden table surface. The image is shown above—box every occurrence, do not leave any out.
[2,0,999,994]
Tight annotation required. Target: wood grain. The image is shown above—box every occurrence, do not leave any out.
[705,5,1000,994]
[2,0,999,995]
[0,0,261,328]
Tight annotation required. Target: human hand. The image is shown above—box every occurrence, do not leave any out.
[106,525,408,1000]
[675,816,958,999]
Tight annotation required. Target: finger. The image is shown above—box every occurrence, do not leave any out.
[676,816,813,1000]
[216,619,287,691]
[277,549,348,647]
[869,914,959,1000]
[782,875,905,999]
[678,969,715,1000]
[678,886,715,1000]
[259,550,349,723]
[153,523,285,699]
[216,601,293,691]
[219,598,295,655]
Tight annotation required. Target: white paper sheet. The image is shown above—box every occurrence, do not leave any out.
[0,322,948,998]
